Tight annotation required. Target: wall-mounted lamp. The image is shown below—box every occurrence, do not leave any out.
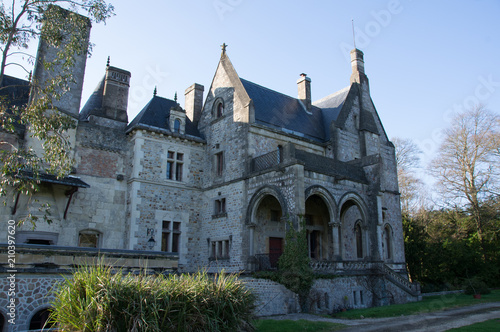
[147,228,156,250]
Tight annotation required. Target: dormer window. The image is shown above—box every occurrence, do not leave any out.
[173,119,181,133]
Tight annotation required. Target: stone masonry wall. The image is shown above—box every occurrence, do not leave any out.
[0,274,62,332]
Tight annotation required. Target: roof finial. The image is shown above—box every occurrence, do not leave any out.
[351,19,356,49]
[221,43,228,55]
[107,56,110,67]
[153,86,157,96]
[174,91,178,103]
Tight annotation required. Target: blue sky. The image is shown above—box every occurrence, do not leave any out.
[7,0,500,169]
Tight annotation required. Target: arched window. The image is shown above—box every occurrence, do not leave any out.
[355,222,363,259]
[29,308,54,330]
[217,102,223,117]
[384,225,392,260]
[173,119,181,133]
[213,99,224,118]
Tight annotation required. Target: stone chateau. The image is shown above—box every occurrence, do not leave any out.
[0,11,420,331]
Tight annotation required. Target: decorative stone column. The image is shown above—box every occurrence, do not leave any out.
[330,221,341,259]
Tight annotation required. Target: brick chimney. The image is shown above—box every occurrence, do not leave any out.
[297,73,311,111]
[184,83,204,124]
[102,65,131,123]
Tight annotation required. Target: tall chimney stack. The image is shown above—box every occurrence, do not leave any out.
[184,83,204,124]
[102,65,131,123]
[350,49,368,85]
[297,73,311,111]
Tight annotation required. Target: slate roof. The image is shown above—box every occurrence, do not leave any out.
[79,76,105,120]
[240,78,328,142]
[126,96,202,138]
[240,78,352,142]
[313,87,350,140]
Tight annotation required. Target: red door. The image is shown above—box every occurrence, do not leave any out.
[269,237,283,268]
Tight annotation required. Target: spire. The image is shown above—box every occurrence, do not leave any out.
[174,91,177,103]
[352,19,356,49]
[106,56,110,67]
[153,86,157,96]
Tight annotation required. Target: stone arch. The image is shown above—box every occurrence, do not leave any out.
[246,185,288,225]
[338,192,369,260]
[305,185,337,261]
[246,185,288,269]
[212,97,225,118]
[19,298,54,332]
[0,300,7,332]
[305,185,338,221]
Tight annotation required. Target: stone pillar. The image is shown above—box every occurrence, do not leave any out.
[249,225,255,256]
[330,221,341,259]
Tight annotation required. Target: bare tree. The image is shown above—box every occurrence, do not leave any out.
[429,105,500,253]
[392,137,425,216]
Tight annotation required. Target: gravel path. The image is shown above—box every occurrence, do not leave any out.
[260,302,500,331]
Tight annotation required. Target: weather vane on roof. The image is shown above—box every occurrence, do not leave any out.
[221,43,228,55]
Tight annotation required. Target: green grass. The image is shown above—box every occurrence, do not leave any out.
[255,319,345,332]
[333,289,500,319]
[447,319,500,331]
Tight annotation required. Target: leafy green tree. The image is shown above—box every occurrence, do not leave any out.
[0,1,114,223]
[278,216,314,312]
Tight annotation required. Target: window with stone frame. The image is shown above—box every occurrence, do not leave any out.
[213,98,224,119]
[173,118,181,133]
[78,230,101,248]
[214,198,226,217]
[167,151,183,181]
[215,151,224,176]
[161,220,181,253]
[384,225,392,260]
[355,222,363,259]
[209,238,230,260]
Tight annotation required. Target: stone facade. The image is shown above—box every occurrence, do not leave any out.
[0,17,420,330]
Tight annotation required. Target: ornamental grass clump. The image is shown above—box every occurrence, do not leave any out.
[50,263,256,331]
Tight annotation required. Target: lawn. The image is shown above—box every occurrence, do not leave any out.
[333,289,500,319]
[255,319,345,332]
[447,319,500,331]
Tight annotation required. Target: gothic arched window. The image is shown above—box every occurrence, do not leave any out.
[355,222,363,259]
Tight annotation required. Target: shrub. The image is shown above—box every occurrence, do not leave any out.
[464,278,491,295]
[50,263,256,331]
[278,216,314,312]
